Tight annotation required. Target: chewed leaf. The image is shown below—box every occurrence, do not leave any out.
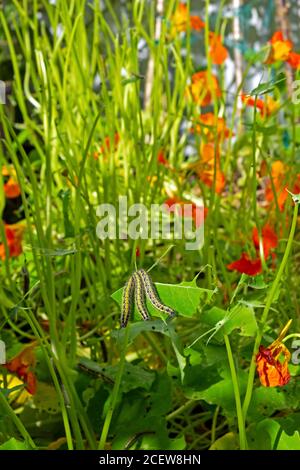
[112,281,215,318]
[199,303,257,342]
[33,383,61,415]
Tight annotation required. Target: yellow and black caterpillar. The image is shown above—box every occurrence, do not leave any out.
[121,269,176,328]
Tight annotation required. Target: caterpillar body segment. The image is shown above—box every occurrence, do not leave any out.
[121,275,135,328]
[133,271,151,321]
[138,269,176,318]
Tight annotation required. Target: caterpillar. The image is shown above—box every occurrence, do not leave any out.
[133,271,151,321]
[120,274,135,328]
[138,269,176,318]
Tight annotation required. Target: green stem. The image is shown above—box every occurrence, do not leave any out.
[224,334,247,450]
[166,399,195,421]
[242,202,299,420]
[98,326,129,449]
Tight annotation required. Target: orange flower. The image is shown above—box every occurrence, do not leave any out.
[171,3,204,35]
[252,223,278,259]
[266,32,300,69]
[198,165,225,194]
[256,320,292,387]
[209,32,228,65]
[241,94,279,118]
[266,31,293,63]
[192,113,230,141]
[93,132,120,160]
[188,71,221,106]
[200,142,219,162]
[2,166,21,199]
[0,223,25,260]
[195,142,224,194]
[4,343,37,395]
[227,252,262,276]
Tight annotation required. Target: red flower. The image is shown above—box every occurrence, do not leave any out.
[0,223,25,260]
[256,320,292,387]
[157,150,169,166]
[227,252,262,276]
[93,133,120,159]
[228,223,278,276]
[2,166,21,199]
[252,223,278,259]
[4,343,37,395]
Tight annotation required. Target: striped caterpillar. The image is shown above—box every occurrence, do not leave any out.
[138,269,176,318]
[120,269,176,328]
[133,271,151,322]
[120,275,135,328]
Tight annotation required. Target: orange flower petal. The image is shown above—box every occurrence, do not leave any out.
[287,51,300,68]
[209,33,228,65]
[4,343,37,395]
[188,71,221,106]
[193,113,230,141]
[256,344,290,387]
[266,32,293,64]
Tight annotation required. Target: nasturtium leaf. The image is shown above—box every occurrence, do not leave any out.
[210,432,239,450]
[0,438,31,450]
[223,304,257,337]
[248,378,300,420]
[112,280,215,318]
[274,414,300,438]
[248,419,300,450]
[110,374,184,450]
[78,357,155,392]
[183,364,248,414]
